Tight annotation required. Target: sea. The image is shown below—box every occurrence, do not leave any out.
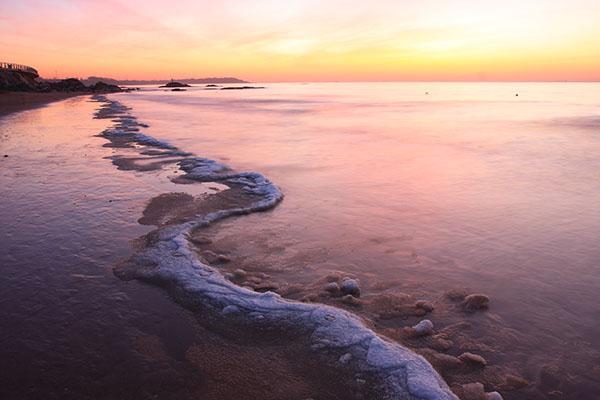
[1,82,599,400]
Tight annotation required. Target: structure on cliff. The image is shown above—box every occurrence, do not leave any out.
[0,62,39,91]
[0,62,39,78]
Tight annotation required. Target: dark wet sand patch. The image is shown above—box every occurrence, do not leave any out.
[182,316,374,400]
[138,187,254,227]
[111,155,186,171]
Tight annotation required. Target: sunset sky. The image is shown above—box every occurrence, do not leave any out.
[1,0,599,82]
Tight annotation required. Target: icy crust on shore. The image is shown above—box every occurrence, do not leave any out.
[95,95,457,399]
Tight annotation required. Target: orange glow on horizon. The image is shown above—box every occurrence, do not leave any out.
[1,0,599,82]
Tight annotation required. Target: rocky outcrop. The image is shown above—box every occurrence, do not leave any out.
[0,71,122,93]
[0,69,38,91]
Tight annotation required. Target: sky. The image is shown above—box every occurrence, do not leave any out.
[1,0,599,82]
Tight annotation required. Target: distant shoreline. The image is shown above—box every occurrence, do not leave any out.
[77,77,248,86]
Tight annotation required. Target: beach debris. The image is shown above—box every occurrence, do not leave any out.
[459,352,487,367]
[461,294,490,311]
[339,353,353,364]
[340,279,360,297]
[412,319,434,336]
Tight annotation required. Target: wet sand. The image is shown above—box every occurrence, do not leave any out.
[0,91,86,117]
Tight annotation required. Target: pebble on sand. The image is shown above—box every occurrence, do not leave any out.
[412,319,434,336]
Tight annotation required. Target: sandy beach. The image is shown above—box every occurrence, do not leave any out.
[0,91,86,118]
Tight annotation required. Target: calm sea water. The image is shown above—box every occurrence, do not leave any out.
[113,82,600,396]
[1,83,599,399]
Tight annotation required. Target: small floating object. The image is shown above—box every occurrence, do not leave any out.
[425,92,429,95]
[515,93,519,96]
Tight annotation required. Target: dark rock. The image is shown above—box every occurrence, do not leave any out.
[461,294,490,311]
[160,81,190,88]
[90,81,122,93]
[340,279,360,297]
[52,78,87,92]
[220,86,265,90]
